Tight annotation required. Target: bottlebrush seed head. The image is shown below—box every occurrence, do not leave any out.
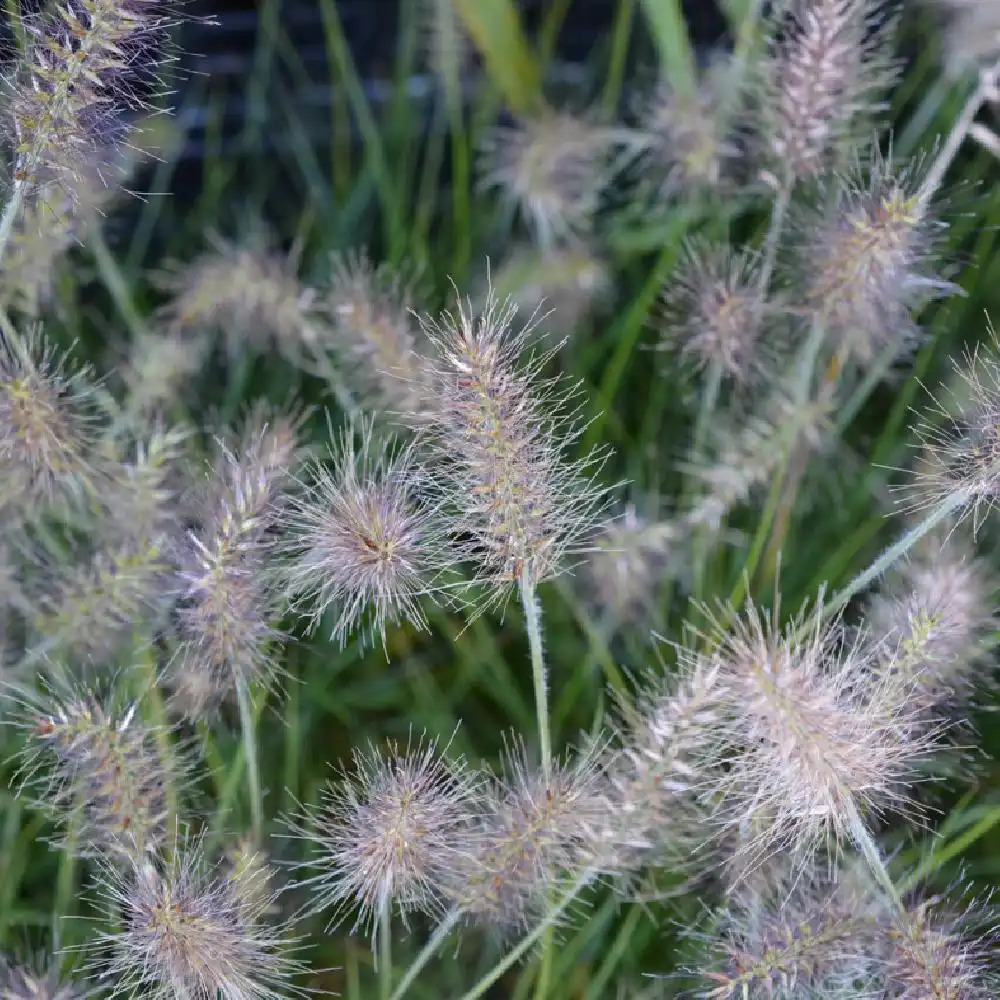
[411,287,614,601]
[24,427,187,664]
[88,835,307,1000]
[482,244,612,341]
[883,882,1000,999]
[7,674,180,860]
[415,0,472,87]
[117,330,210,421]
[279,416,443,650]
[325,250,428,413]
[28,541,171,664]
[155,231,323,363]
[478,107,626,248]
[791,146,955,366]
[604,655,723,874]
[939,0,1000,76]
[658,239,770,385]
[631,61,741,199]
[170,433,289,709]
[284,735,479,951]
[233,400,315,486]
[5,0,176,200]
[578,502,677,631]
[447,737,607,936]
[0,954,89,1000]
[866,532,998,718]
[0,328,103,512]
[756,0,900,183]
[896,321,1000,535]
[692,861,882,998]
[683,385,833,532]
[690,597,937,874]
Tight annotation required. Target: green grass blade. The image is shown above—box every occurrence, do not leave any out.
[638,0,696,96]
[452,0,542,113]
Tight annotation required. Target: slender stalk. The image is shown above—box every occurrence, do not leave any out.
[388,908,461,1000]
[379,904,392,1000]
[87,223,148,341]
[519,570,552,783]
[691,359,723,460]
[726,445,791,611]
[759,319,832,583]
[756,180,791,302]
[845,802,903,912]
[0,181,26,267]
[918,61,1000,210]
[52,823,77,944]
[822,489,970,625]
[455,870,593,1000]
[135,645,179,861]
[236,679,263,845]
[689,360,728,599]
[533,924,554,1000]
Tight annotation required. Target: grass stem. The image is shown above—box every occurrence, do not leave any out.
[236,679,264,845]
[519,570,552,783]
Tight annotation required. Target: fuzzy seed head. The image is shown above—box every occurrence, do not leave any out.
[484,245,612,340]
[758,0,899,182]
[0,161,118,318]
[478,108,624,248]
[605,656,722,873]
[7,0,173,201]
[938,0,1000,75]
[0,329,101,511]
[695,598,935,871]
[867,534,997,718]
[659,240,769,384]
[794,148,953,364]
[325,251,427,411]
[156,233,322,362]
[280,417,439,649]
[287,736,478,949]
[29,542,170,663]
[632,64,740,197]
[578,503,677,630]
[170,434,288,707]
[8,678,178,859]
[413,289,612,599]
[449,739,606,935]
[897,324,1000,534]
[415,0,472,88]
[884,889,1000,999]
[0,955,87,1000]
[693,865,880,998]
[24,426,186,664]
[684,386,833,531]
[118,330,209,420]
[235,401,314,485]
[91,839,304,1000]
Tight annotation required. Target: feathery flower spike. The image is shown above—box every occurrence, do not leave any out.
[284,734,478,951]
[757,0,900,184]
[412,286,613,604]
[6,674,181,860]
[689,597,936,873]
[447,737,607,936]
[279,415,442,650]
[88,835,307,1000]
